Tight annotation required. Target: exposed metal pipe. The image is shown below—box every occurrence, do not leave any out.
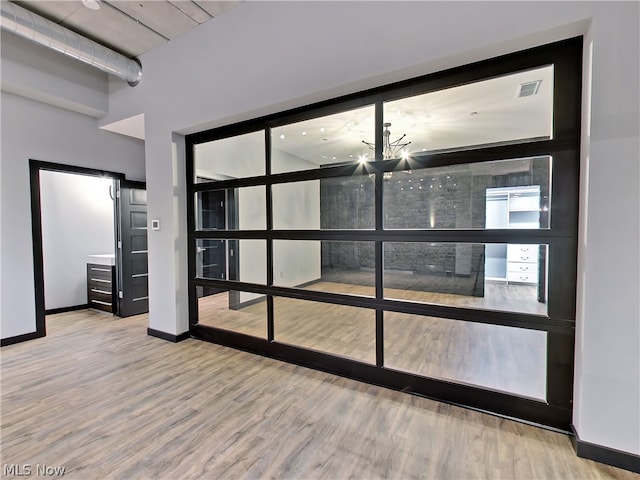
[1,1,142,86]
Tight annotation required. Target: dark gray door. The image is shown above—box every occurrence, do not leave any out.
[196,189,227,297]
[117,180,149,317]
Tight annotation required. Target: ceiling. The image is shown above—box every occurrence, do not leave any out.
[196,65,554,176]
[12,0,242,57]
[6,2,552,149]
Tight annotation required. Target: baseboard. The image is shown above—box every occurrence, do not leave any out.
[45,304,89,315]
[234,295,267,310]
[295,278,322,288]
[1,330,45,347]
[572,425,640,473]
[147,328,190,343]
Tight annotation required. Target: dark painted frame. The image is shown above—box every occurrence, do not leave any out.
[9,160,125,346]
[185,37,582,431]
[571,426,640,474]
[116,179,149,317]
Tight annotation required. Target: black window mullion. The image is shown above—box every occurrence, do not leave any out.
[265,127,274,341]
[374,100,385,367]
[185,142,199,326]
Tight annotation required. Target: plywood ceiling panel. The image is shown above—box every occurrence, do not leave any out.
[193,0,240,17]
[168,1,213,24]
[107,1,199,40]
[10,1,242,58]
[13,1,82,23]
[63,2,166,56]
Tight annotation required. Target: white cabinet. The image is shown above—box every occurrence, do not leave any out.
[506,244,538,284]
[485,186,541,284]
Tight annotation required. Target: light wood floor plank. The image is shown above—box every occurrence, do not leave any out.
[1,309,635,479]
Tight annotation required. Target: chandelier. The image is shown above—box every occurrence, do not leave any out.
[362,122,411,179]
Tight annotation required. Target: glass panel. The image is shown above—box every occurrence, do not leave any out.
[274,297,375,363]
[384,312,547,400]
[383,65,553,154]
[194,130,265,182]
[196,239,266,284]
[197,288,266,339]
[271,105,376,174]
[383,156,550,229]
[384,242,548,315]
[272,175,375,230]
[273,240,375,297]
[195,186,266,230]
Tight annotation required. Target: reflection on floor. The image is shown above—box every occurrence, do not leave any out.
[318,269,546,315]
[198,281,547,400]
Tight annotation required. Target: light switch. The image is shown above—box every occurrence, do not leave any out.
[151,219,160,231]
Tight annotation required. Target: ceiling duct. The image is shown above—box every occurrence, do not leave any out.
[0,1,142,86]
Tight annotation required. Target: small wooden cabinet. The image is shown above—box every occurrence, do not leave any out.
[87,263,116,313]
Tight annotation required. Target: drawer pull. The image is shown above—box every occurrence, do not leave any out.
[91,299,111,306]
[91,278,111,283]
[519,266,529,271]
[520,256,529,261]
[520,276,529,281]
[91,288,111,295]
[91,267,111,272]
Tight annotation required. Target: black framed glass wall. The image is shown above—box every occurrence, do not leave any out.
[185,37,581,430]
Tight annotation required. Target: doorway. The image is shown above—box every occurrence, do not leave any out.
[29,160,148,338]
[39,170,116,315]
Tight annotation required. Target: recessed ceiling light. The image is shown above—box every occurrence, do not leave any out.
[82,0,101,10]
[320,128,325,132]
[301,131,307,136]
[280,134,285,139]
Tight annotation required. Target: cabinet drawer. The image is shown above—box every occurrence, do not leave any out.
[507,244,538,263]
[508,262,538,273]
[87,264,113,280]
[88,287,113,300]
[507,271,538,284]
[88,277,112,288]
[89,298,113,313]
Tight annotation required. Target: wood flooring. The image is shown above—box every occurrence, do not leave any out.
[198,282,546,400]
[1,309,633,479]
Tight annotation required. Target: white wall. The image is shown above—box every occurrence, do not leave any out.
[84,0,640,456]
[0,92,145,339]
[40,171,115,310]
[271,151,321,288]
[574,7,640,453]
[1,32,109,118]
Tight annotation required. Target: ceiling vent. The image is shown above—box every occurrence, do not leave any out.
[517,80,542,98]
